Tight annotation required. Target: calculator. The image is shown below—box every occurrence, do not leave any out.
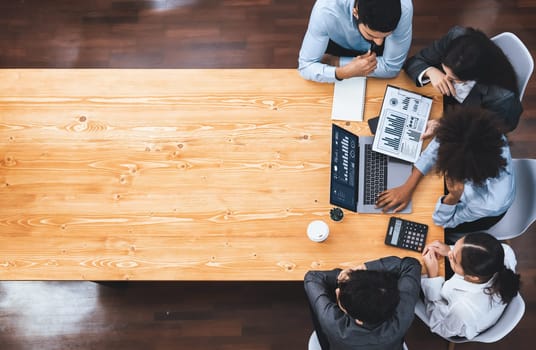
[385,217,428,252]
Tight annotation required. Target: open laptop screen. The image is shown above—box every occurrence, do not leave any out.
[330,124,359,211]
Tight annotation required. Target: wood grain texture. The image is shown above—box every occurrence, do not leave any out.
[0,69,443,280]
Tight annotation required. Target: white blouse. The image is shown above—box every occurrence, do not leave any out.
[420,244,517,340]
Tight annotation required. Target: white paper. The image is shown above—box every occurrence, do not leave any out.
[331,77,367,122]
[372,85,433,163]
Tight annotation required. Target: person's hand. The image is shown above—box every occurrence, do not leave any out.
[337,268,353,284]
[335,51,377,79]
[421,119,439,140]
[354,264,367,271]
[423,250,439,278]
[425,67,456,97]
[337,264,366,284]
[376,182,415,213]
[423,240,450,258]
[321,53,340,67]
[443,177,464,205]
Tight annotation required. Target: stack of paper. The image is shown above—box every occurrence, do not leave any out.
[331,77,367,122]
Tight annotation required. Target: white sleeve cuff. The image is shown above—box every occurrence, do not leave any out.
[418,67,433,85]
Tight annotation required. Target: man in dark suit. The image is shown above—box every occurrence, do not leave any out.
[304,256,421,350]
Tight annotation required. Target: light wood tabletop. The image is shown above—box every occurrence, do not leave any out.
[0,69,443,280]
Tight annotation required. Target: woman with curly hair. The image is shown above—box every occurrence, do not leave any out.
[375,107,515,239]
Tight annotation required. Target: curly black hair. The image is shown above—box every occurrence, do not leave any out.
[435,108,507,186]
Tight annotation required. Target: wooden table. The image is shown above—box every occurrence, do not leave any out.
[0,69,443,280]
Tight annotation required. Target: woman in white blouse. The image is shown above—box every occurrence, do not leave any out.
[418,232,521,340]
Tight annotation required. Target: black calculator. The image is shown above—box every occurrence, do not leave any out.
[385,217,428,252]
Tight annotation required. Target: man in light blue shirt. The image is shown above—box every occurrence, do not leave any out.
[375,108,515,234]
[298,0,413,83]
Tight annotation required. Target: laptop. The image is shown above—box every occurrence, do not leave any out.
[372,85,433,163]
[330,124,412,213]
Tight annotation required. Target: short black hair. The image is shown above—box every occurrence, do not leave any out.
[357,0,402,33]
[435,108,507,186]
[338,269,399,324]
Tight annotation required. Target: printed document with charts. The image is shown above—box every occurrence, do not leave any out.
[372,85,433,163]
[331,77,366,122]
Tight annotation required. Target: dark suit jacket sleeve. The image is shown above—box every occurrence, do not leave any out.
[304,268,343,320]
[404,26,468,86]
[365,257,422,336]
[481,87,523,132]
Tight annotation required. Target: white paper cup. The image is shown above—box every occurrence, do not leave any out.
[307,220,330,242]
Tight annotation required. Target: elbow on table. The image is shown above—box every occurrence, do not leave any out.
[375,66,403,79]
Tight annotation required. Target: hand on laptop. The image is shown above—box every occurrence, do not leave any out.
[375,184,414,213]
[376,168,423,212]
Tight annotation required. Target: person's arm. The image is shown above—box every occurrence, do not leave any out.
[366,256,422,337]
[404,26,467,85]
[298,3,338,83]
[375,166,424,212]
[481,87,523,132]
[304,269,344,323]
[420,278,479,339]
[375,137,439,212]
[369,0,413,78]
[334,51,378,80]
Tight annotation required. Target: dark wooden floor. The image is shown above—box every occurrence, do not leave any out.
[0,1,534,349]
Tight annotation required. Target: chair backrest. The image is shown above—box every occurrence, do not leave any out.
[491,32,534,100]
[415,294,525,345]
[308,331,321,350]
[454,294,525,343]
[308,331,409,349]
[486,158,536,240]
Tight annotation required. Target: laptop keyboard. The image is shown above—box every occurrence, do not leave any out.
[364,144,388,205]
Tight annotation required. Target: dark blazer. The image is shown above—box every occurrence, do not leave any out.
[404,26,523,132]
[304,257,421,350]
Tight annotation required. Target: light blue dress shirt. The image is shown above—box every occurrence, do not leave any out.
[414,137,515,228]
[298,0,413,83]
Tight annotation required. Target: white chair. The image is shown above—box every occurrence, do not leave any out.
[485,158,536,241]
[491,32,534,100]
[414,294,525,350]
[308,331,409,349]
[308,331,321,350]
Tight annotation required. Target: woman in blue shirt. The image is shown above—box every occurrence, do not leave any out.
[375,108,515,239]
